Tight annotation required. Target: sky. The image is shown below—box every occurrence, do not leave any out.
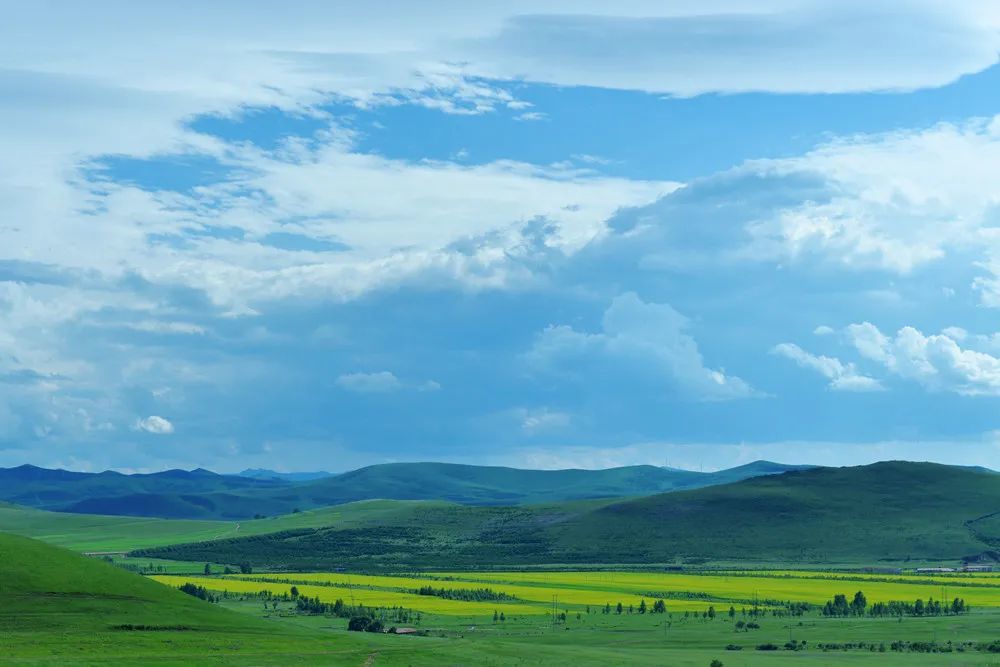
[3,1,1000,473]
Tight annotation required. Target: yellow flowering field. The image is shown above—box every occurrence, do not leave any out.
[225,572,710,611]
[151,568,1000,619]
[149,574,542,616]
[427,570,1000,608]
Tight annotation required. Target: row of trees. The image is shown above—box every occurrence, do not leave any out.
[178,582,217,602]
[202,562,252,575]
[294,595,420,625]
[870,597,967,617]
[822,591,969,617]
[414,586,516,602]
[597,599,675,615]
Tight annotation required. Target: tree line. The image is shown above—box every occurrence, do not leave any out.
[821,591,969,617]
[413,585,516,602]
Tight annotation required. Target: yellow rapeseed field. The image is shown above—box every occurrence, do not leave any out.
[427,571,1000,608]
[149,574,543,616]
[225,572,710,611]
[150,569,1000,618]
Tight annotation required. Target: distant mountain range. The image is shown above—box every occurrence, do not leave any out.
[0,460,811,519]
[139,461,1000,569]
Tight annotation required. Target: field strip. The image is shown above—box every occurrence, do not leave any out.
[224,573,716,611]
[424,570,1000,608]
[149,575,545,616]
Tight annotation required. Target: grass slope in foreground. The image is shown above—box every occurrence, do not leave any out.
[139,462,1000,569]
[0,532,390,664]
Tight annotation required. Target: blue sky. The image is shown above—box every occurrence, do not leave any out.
[3,1,1000,472]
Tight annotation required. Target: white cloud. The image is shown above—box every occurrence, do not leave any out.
[845,322,1000,395]
[941,326,968,341]
[771,342,883,392]
[606,116,1000,295]
[813,325,835,336]
[124,321,207,336]
[135,415,174,434]
[746,119,1000,274]
[335,371,402,393]
[529,292,755,400]
[519,408,571,432]
[470,4,1000,96]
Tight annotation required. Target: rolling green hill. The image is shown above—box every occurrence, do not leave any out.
[0,460,809,519]
[136,462,1000,569]
[0,499,453,552]
[0,532,378,664]
[292,460,811,506]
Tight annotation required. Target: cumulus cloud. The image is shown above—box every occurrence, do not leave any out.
[529,292,755,400]
[135,415,174,434]
[594,117,1000,284]
[335,371,402,393]
[771,342,883,392]
[845,322,1000,395]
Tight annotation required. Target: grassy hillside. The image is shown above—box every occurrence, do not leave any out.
[553,461,1000,564]
[0,499,451,552]
[136,462,1000,569]
[0,460,809,519]
[0,532,377,664]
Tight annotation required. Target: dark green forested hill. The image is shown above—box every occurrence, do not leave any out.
[0,464,290,519]
[138,462,1000,569]
[551,461,1000,563]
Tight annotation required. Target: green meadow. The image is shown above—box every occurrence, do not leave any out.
[0,499,443,552]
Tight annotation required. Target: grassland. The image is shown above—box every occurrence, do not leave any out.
[0,498,449,552]
[0,532,381,664]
